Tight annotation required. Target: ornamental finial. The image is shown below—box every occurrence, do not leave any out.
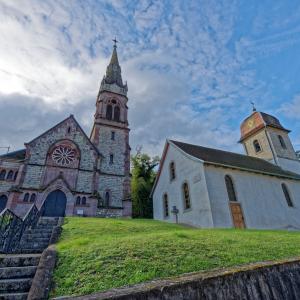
[250,101,256,112]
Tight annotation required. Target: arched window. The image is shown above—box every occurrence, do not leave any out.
[105,191,110,207]
[0,195,8,212]
[278,135,287,149]
[0,170,6,180]
[182,182,191,209]
[82,197,86,205]
[253,140,262,153]
[106,105,113,120]
[30,194,36,202]
[111,131,115,140]
[109,154,114,164]
[13,172,18,181]
[113,106,120,122]
[76,196,81,205]
[23,193,30,202]
[225,175,237,202]
[163,194,169,217]
[170,162,176,181]
[7,170,14,180]
[281,183,293,207]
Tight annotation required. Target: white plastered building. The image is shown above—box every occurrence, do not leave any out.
[152,111,300,230]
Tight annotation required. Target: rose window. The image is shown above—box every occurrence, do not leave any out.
[52,146,76,166]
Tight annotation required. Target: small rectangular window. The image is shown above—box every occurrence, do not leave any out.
[111,131,115,140]
[109,154,114,164]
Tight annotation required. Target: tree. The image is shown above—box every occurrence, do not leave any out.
[131,151,159,218]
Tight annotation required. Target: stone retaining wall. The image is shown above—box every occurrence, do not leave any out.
[56,257,300,300]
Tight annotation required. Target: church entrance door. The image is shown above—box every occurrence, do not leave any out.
[43,190,67,217]
[230,202,245,228]
[0,195,8,213]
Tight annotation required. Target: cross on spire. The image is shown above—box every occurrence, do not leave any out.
[112,37,118,48]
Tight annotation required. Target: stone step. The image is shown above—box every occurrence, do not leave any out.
[19,248,44,254]
[0,266,37,279]
[0,278,32,293]
[21,232,52,239]
[24,228,53,235]
[21,237,50,244]
[0,292,28,300]
[37,219,57,224]
[0,254,40,268]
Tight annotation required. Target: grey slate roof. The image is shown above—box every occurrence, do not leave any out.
[0,149,26,161]
[171,140,300,180]
[260,112,290,132]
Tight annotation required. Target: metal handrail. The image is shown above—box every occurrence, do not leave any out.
[0,203,44,253]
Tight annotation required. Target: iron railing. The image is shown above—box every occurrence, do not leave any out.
[0,203,43,253]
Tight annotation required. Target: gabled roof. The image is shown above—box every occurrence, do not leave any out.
[27,115,101,157]
[151,139,300,197]
[0,149,26,161]
[171,140,300,180]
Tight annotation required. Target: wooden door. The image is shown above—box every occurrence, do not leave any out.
[230,202,245,229]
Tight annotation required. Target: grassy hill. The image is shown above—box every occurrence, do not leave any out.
[51,217,300,297]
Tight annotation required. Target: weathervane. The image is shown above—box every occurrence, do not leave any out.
[250,101,256,112]
[112,37,118,48]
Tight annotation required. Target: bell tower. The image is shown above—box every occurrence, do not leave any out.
[91,40,131,208]
[239,109,300,175]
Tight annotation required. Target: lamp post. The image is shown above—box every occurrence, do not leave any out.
[171,206,179,224]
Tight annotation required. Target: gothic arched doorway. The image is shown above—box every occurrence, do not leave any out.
[42,190,67,217]
[0,195,8,213]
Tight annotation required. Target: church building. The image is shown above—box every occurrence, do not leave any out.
[152,110,300,229]
[0,43,131,218]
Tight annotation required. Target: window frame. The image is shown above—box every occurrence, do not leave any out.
[281,183,293,207]
[182,181,191,210]
[111,131,115,140]
[30,193,36,203]
[169,161,176,181]
[225,175,238,202]
[106,104,113,120]
[163,193,169,218]
[0,170,6,180]
[109,154,114,165]
[6,170,14,181]
[278,135,287,149]
[253,139,262,153]
[105,191,110,207]
[23,193,30,202]
[76,196,81,206]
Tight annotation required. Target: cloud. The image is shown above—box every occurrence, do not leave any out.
[1,0,300,158]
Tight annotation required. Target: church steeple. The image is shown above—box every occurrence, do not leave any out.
[99,39,128,96]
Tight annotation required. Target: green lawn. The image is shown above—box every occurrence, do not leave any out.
[51,217,300,297]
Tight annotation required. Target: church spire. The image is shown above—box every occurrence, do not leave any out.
[99,38,128,96]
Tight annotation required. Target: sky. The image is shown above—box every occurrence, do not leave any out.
[1,0,300,157]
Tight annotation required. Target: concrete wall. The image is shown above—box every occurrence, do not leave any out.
[204,164,300,229]
[57,258,300,300]
[153,143,213,228]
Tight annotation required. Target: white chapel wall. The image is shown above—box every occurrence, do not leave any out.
[153,143,214,228]
[204,165,300,229]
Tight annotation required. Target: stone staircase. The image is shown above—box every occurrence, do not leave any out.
[0,254,40,299]
[19,217,58,253]
[0,217,59,299]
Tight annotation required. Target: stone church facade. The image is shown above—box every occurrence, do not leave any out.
[0,44,131,218]
[152,110,300,230]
